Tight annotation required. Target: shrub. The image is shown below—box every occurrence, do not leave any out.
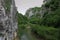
[31,24,59,40]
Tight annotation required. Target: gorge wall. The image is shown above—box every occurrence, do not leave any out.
[0,0,18,40]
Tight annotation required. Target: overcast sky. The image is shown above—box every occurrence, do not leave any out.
[15,0,43,15]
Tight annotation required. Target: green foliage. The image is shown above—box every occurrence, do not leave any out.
[45,0,60,11]
[17,13,28,38]
[45,2,50,8]
[31,24,59,40]
[5,0,11,11]
[17,0,60,40]
[29,16,41,24]
[17,13,28,24]
[41,0,60,28]
[32,7,41,13]
[42,8,60,27]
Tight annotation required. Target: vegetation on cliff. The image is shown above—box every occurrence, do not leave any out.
[17,0,60,40]
[4,0,11,11]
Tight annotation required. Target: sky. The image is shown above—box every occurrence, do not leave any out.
[15,0,43,15]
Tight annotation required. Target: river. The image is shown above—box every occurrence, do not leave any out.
[21,34,29,40]
[20,27,37,40]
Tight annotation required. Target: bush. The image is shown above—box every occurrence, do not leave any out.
[42,8,60,27]
[31,24,59,40]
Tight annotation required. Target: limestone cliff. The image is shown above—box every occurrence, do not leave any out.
[25,7,41,18]
[0,0,18,40]
[25,0,60,19]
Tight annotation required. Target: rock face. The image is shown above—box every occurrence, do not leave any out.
[25,0,52,18]
[0,0,18,40]
[25,7,41,18]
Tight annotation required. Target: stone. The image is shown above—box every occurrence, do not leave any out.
[0,0,18,40]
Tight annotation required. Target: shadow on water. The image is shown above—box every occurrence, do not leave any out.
[20,27,37,40]
[21,34,29,40]
[21,29,31,40]
[20,29,30,40]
